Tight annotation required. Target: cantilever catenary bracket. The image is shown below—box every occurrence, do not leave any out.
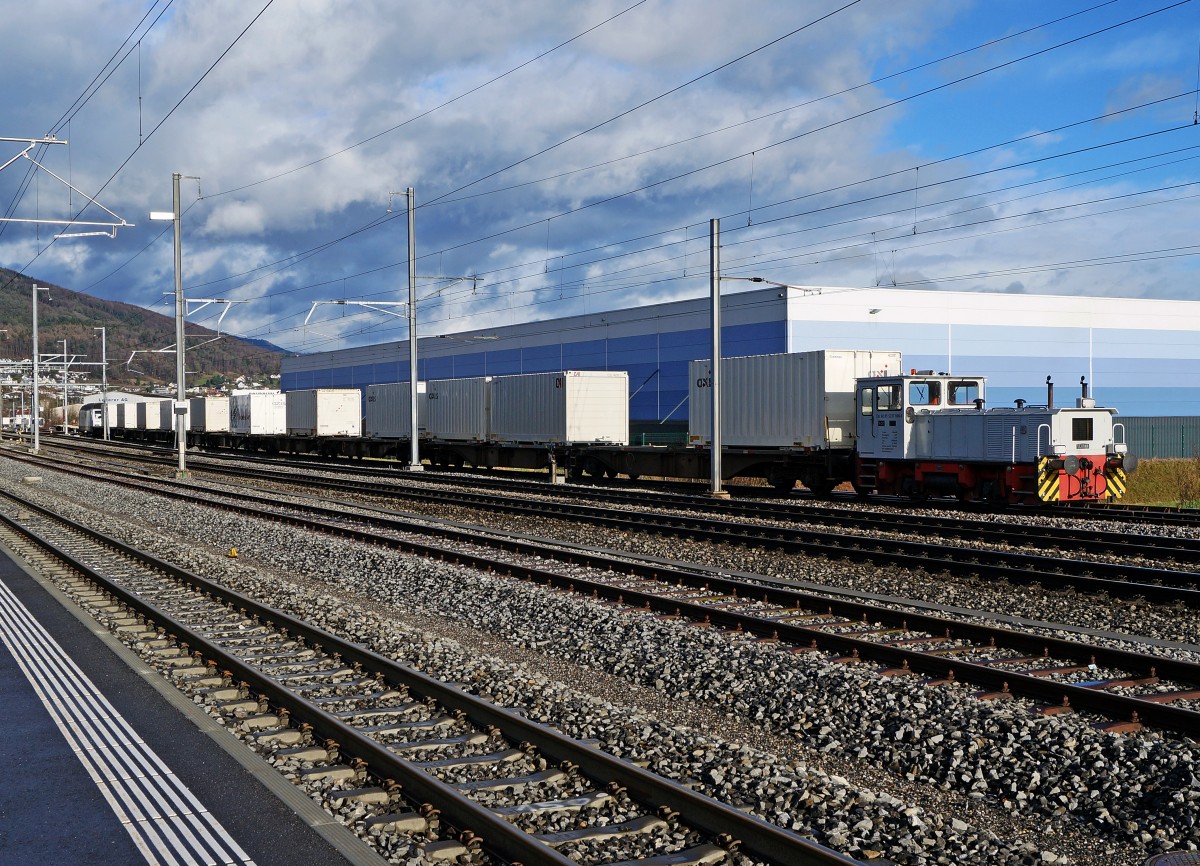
[0,135,133,238]
[129,297,248,371]
[186,298,247,332]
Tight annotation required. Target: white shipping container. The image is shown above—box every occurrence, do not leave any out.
[189,396,230,432]
[365,382,425,439]
[489,371,628,445]
[158,400,190,431]
[230,391,287,435]
[425,376,491,441]
[688,350,902,449]
[115,403,131,430]
[137,399,171,430]
[286,388,362,437]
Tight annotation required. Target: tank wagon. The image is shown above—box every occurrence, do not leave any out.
[89,354,1134,503]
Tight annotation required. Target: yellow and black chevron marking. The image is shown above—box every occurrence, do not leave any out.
[1037,457,1061,502]
[1105,464,1127,500]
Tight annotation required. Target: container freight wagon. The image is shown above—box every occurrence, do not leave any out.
[136,399,172,431]
[286,389,362,437]
[488,371,629,445]
[365,382,426,439]
[189,396,230,433]
[231,391,287,436]
[685,350,901,492]
[418,371,628,474]
[425,376,492,442]
[157,400,190,432]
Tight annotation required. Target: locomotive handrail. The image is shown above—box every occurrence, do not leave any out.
[1035,422,1051,458]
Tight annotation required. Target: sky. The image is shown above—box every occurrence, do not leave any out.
[1,0,1198,355]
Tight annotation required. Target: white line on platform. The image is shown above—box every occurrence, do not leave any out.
[0,577,255,866]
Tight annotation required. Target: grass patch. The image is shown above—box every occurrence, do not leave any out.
[1124,457,1200,508]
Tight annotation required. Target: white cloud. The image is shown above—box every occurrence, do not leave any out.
[2,0,1197,350]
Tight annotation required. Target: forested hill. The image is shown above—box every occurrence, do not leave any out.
[0,267,285,387]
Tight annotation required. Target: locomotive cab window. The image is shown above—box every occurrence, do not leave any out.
[875,384,901,411]
[859,387,873,416]
[948,380,980,405]
[907,380,941,406]
[1072,417,1094,441]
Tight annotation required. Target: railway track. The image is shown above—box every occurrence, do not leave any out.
[35,441,1200,603]
[34,434,1200,531]
[8,450,1200,739]
[33,437,1200,568]
[0,488,855,866]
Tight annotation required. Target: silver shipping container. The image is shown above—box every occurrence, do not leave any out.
[425,376,491,441]
[689,350,902,449]
[158,399,190,431]
[489,371,629,445]
[137,399,172,430]
[230,391,287,435]
[189,396,230,432]
[286,388,362,437]
[365,382,425,439]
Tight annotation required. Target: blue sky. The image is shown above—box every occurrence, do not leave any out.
[0,0,1197,354]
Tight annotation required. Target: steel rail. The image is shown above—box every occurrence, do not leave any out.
[34,435,1200,533]
[24,442,1200,602]
[9,454,1199,736]
[0,497,857,866]
[173,461,1200,604]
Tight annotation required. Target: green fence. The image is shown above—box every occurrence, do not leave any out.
[1122,416,1200,459]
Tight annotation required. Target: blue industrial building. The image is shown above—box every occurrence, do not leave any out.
[281,286,1200,424]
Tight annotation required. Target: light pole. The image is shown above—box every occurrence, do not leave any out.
[150,172,191,479]
[59,339,68,433]
[31,284,49,453]
[94,327,108,440]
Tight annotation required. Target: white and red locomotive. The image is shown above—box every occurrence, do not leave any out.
[853,372,1133,503]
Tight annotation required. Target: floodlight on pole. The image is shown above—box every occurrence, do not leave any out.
[150,172,199,480]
